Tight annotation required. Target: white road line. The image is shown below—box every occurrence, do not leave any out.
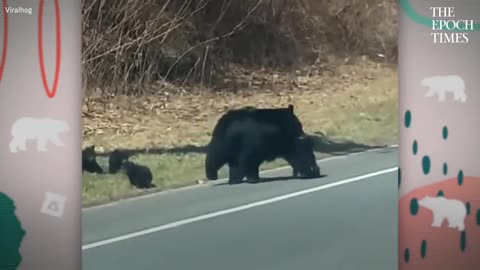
[82,166,398,251]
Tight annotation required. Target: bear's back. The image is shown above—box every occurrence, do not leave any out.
[211,106,304,140]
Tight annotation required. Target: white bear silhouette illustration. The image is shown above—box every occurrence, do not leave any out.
[9,117,69,153]
[421,75,466,103]
[418,196,467,232]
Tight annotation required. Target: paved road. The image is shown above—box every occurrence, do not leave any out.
[82,147,398,270]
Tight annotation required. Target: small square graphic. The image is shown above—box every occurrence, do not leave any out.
[40,192,67,219]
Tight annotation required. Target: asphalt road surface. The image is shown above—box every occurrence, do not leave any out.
[82,146,398,270]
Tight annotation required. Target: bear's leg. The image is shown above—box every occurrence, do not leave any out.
[205,140,228,180]
[431,214,444,227]
[245,163,260,184]
[457,222,465,231]
[237,150,260,184]
[243,153,261,184]
[447,217,457,229]
[138,179,148,189]
[8,141,18,153]
[36,137,48,152]
[437,90,446,102]
[49,134,65,147]
[17,139,27,151]
[450,212,466,231]
[140,172,153,189]
[459,90,467,102]
[453,89,467,102]
[424,88,435,98]
[228,162,244,185]
[9,137,24,153]
[448,217,464,231]
[453,89,460,101]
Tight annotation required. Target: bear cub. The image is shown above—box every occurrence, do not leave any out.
[108,149,156,189]
[121,161,156,189]
[108,149,130,174]
[82,145,104,174]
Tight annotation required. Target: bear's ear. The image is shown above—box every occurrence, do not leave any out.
[287,104,294,113]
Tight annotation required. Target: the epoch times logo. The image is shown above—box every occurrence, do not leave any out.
[430,7,474,44]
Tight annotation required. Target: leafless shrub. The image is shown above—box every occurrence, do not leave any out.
[82,0,398,97]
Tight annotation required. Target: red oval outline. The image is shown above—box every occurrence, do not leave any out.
[0,0,8,82]
[38,0,61,98]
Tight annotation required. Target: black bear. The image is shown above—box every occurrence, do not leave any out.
[205,104,320,184]
[121,161,156,189]
[108,149,130,174]
[82,145,104,174]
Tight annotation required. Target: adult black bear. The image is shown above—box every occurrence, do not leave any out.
[82,145,104,174]
[205,104,320,184]
[121,161,156,189]
[108,149,130,174]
